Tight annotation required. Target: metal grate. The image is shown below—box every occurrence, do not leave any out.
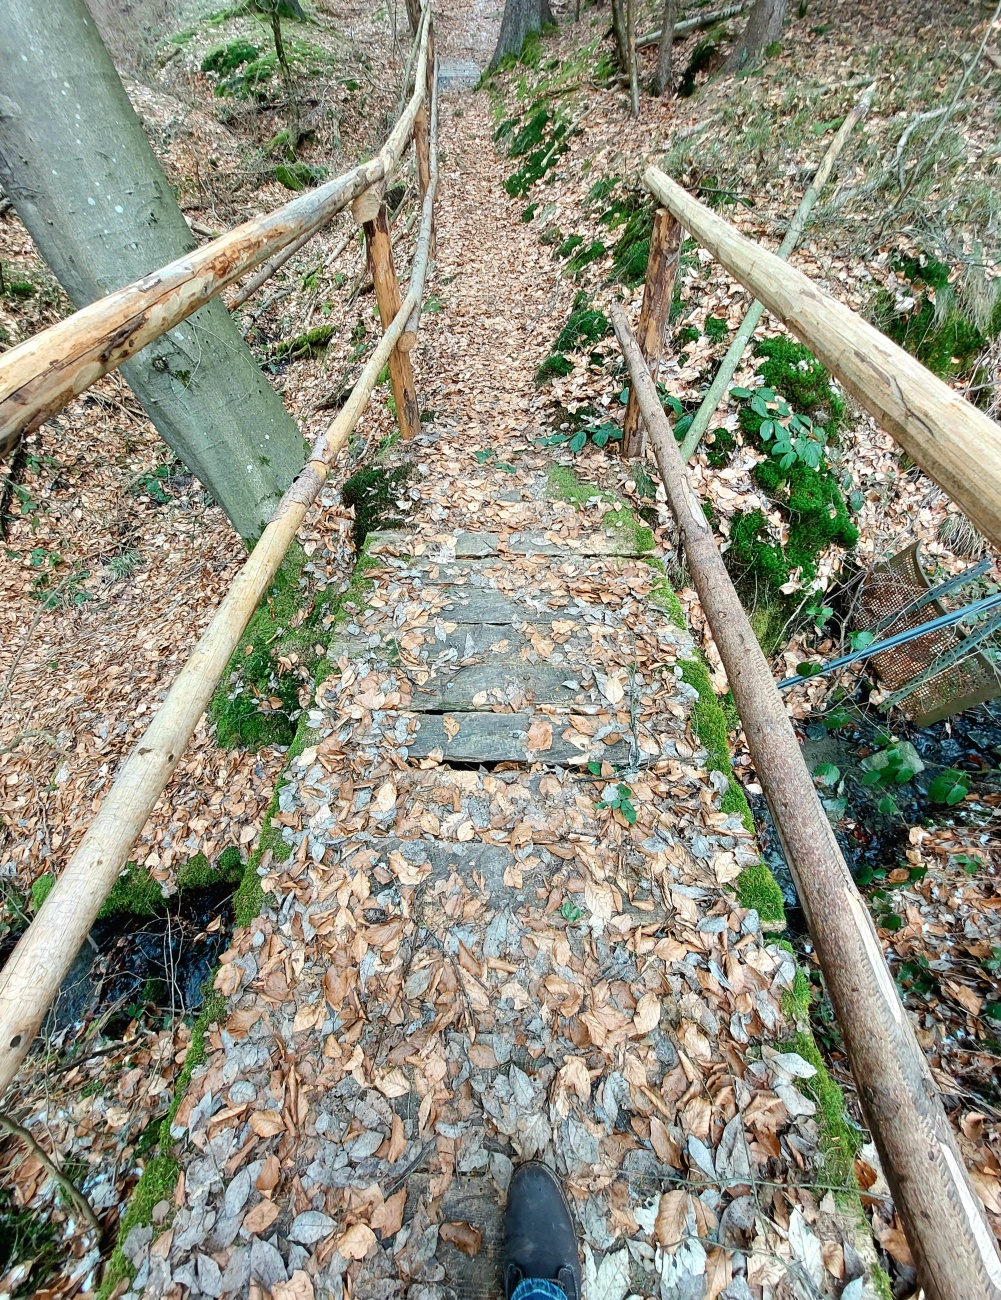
[855,542,1000,727]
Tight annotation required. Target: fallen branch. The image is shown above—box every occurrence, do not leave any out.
[894,102,971,191]
[0,1113,102,1240]
[611,298,1001,1300]
[636,2,750,49]
[679,83,874,461]
[230,216,347,310]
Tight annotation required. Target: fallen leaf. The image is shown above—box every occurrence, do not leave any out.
[250,1111,286,1137]
[439,1220,483,1256]
[243,1197,281,1236]
[337,1221,377,1260]
[372,1188,407,1238]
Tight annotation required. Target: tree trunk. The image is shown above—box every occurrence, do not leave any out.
[490,0,554,68]
[725,0,786,71]
[609,0,629,72]
[653,0,676,94]
[625,0,639,115]
[0,0,305,541]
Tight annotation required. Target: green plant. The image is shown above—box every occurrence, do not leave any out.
[108,549,144,580]
[927,768,971,806]
[704,315,728,344]
[538,418,621,453]
[129,463,179,505]
[860,741,923,789]
[730,384,828,470]
[596,782,637,824]
[553,292,611,352]
[560,900,584,923]
[272,162,328,191]
[200,38,259,74]
[534,353,574,385]
[341,462,413,548]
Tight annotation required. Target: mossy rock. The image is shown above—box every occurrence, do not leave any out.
[873,254,1000,381]
[272,162,328,192]
[200,38,259,75]
[272,323,335,362]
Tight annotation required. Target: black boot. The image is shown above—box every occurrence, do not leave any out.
[503,1161,582,1300]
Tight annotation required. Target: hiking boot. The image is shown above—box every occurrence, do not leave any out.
[503,1160,582,1300]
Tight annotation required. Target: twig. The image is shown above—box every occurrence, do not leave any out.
[0,1112,103,1239]
[893,102,971,191]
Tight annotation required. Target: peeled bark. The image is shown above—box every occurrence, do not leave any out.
[0,0,305,540]
[490,0,554,68]
[653,0,677,94]
[726,0,786,70]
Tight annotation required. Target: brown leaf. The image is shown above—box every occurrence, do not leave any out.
[468,1043,498,1069]
[337,1222,377,1260]
[250,1111,286,1137]
[372,1188,408,1238]
[440,1221,483,1257]
[526,717,553,751]
[243,1197,281,1236]
[256,1154,281,1194]
[272,1272,315,1300]
[650,1118,682,1167]
[704,1247,732,1300]
[632,992,661,1036]
[443,715,461,740]
[387,1112,407,1164]
[655,1190,691,1250]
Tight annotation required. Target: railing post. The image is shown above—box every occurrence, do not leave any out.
[423,26,437,256]
[353,184,420,440]
[621,209,682,458]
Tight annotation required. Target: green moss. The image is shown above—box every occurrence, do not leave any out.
[752,337,846,435]
[564,239,606,278]
[273,323,335,362]
[200,38,259,74]
[0,1187,61,1294]
[502,108,569,197]
[31,874,54,912]
[4,280,37,300]
[100,862,165,919]
[704,315,729,344]
[554,292,611,353]
[98,1151,180,1297]
[211,542,331,749]
[547,466,654,553]
[341,462,413,548]
[705,426,735,468]
[736,861,786,925]
[271,162,328,192]
[534,353,574,385]
[555,234,581,258]
[679,36,721,97]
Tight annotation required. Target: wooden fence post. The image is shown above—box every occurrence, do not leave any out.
[353,185,420,440]
[621,209,682,458]
[424,27,437,256]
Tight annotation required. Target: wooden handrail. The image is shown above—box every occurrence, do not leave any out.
[0,16,439,1098]
[643,166,1001,549]
[612,299,1001,1300]
[0,3,431,449]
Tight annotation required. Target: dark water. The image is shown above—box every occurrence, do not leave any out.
[0,887,234,1040]
[754,701,1001,932]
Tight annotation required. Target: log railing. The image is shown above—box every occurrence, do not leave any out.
[0,3,433,452]
[0,17,439,1094]
[631,165,1001,550]
[615,175,1001,1300]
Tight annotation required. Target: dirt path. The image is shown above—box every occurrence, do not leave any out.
[104,38,894,1300]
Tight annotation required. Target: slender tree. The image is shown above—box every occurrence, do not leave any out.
[0,0,305,540]
[653,0,677,95]
[725,0,786,71]
[490,0,554,68]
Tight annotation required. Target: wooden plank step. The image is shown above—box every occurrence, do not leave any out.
[410,663,584,711]
[398,710,635,766]
[367,529,652,559]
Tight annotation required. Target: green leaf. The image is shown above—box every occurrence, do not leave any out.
[663,394,683,416]
[587,761,602,776]
[877,795,899,815]
[779,451,797,470]
[560,900,584,923]
[813,762,841,786]
[619,387,630,404]
[473,449,494,463]
[983,1002,1001,1021]
[592,428,609,447]
[849,630,876,651]
[796,661,823,677]
[928,769,970,805]
[569,430,587,453]
[750,394,770,418]
[758,387,776,401]
[729,386,752,399]
[620,800,637,825]
[860,769,883,787]
[759,419,775,440]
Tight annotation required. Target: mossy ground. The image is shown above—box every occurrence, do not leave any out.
[546,466,654,554]
[210,541,337,750]
[341,461,414,549]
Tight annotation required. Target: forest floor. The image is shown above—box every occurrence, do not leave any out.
[0,0,999,1295]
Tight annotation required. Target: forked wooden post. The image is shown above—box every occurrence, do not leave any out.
[621,209,682,458]
[353,185,420,440]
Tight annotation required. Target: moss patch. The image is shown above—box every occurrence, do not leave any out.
[210,542,330,750]
[554,291,611,353]
[341,462,414,549]
[272,323,335,362]
[547,466,653,554]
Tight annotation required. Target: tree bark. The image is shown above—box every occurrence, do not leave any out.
[0,0,305,540]
[610,0,629,73]
[725,0,786,71]
[653,0,676,94]
[490,0,554,68]
[625,0,640,116]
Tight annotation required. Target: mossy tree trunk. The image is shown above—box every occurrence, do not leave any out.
[725,0,786,70]
[0,0,305,541]
[490,0,554,67]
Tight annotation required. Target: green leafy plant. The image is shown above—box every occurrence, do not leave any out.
[560,900,584,923]
[538,418,622,453]
[860,742,923,788]
[813,762,841,788]
[596,782,637,824]
[927,768,971,806]
[730,384,828,470]
[952,852,982,875]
